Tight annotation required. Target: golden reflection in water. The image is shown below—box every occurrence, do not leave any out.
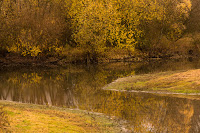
[0,63,199,132]
[75,89,195,133]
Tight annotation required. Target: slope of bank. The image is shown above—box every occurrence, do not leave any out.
[104,69,200,94]
[0,101,121,133]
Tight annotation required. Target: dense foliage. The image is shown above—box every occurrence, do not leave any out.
[0,0,197,62]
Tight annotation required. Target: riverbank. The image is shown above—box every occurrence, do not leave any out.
[0,101,121,133]
[0,54,198,68]
[1,34,200,66]
[104,69,200,94]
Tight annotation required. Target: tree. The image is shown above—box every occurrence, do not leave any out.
[0,0,69,57]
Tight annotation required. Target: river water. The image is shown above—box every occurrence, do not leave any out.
[1,59,200,132]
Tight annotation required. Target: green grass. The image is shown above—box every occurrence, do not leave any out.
[105,69,200,94]
[0,101,121,133]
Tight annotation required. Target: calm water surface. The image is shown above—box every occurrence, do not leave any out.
[1,59,200,132]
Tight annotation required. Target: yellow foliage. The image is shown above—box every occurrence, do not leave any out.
[69,0,190,56]
[7,37,42,57]
[1,0,193,58]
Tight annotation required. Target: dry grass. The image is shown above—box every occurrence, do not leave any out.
[0,101,120,133]
[105,69,200,94]
[0,106,9,132]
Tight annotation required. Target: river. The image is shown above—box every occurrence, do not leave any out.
[1,59,200,132]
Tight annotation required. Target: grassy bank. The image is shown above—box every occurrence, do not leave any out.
[0,101,121,133]
[105,69,200,94]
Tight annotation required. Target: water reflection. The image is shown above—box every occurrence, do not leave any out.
[0,63,137,106]
[83,91,197,132]
[1,60,200,132]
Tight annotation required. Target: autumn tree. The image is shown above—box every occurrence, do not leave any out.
[137,0,192,56]
[69,0,192,61]
[0,0,69,57]
[69,0,148,61]
[0,0,194,60]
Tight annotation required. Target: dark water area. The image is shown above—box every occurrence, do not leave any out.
[1,59,200,132]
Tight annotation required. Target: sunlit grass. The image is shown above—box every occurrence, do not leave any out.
[105,69,200,94]
[0,101,120,133]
